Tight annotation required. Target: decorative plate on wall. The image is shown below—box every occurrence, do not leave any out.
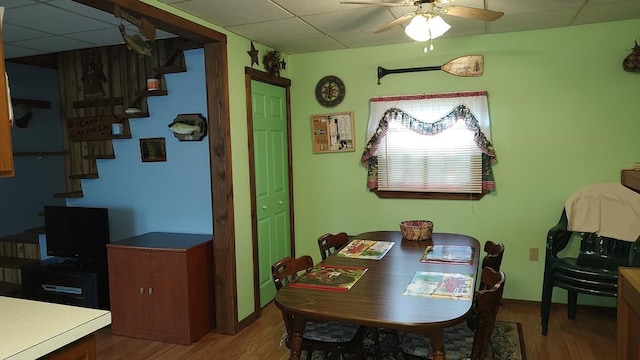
[315,75,345,107]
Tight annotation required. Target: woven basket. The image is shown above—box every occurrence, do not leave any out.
[400,220,434,241]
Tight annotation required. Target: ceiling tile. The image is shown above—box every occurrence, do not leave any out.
[303,8,397,34]
[170,0,292,27]
[1,0,639,58]
[575,1,640,25]
[4,3,113,34]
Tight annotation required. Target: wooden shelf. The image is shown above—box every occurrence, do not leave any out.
[0,256,40,269]
[0,228,43,244]
[11,97,51,109]
[622,170,640,194]
[69,173,99,179]
[13,151,66,156]
[53,191,84,199]
[84,154,115,160]
[0,281,22,296]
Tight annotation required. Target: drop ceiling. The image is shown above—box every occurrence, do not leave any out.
[1,0,639,59]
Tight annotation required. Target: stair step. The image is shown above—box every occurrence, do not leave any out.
[111,133,132,140]
[69,173,99,179]
[140,89,168,97]
[118,112,149,120]
[85,154,116,160]
[153,64,186,75]
[53,191,84,199]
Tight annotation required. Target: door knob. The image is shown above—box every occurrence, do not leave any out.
[278,201,283,205]
[262,205,267,210]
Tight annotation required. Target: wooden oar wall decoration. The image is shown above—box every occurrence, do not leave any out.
[377,55,484,85]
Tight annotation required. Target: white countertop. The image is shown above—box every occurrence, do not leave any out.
[0,296,111,360]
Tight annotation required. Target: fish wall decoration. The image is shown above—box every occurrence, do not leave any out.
[119,24,152,57]
[168,113,207,141]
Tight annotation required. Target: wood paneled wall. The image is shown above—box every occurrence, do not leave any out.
[56,38,187,192]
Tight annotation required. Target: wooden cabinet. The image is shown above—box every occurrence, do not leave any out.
[621,169,640,194]
[617,267,640,359]
[0,26,14,178]
[0,229,42,296]
[107,232,215,344]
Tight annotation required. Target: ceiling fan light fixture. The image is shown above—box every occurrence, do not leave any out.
[404,13,451,42]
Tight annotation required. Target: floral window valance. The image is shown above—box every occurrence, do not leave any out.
[360,91,497,194]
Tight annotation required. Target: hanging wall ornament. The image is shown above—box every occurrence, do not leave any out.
[263,50,282,76]
[168,113,207,141]
[622,41,640,72]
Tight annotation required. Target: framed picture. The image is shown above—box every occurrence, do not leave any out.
[140,137,166,162]
[310,111,355,154]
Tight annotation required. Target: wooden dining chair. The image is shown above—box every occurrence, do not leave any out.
[481,240,505,274]
[317,232,385,359]
[272,256,368,360]
[401,267,506,360]
[466,241,504,330]
[317,232,351,260]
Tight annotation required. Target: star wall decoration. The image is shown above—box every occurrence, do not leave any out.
[247,42,259,67]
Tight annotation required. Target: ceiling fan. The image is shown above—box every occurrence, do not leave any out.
[340,0,504,34]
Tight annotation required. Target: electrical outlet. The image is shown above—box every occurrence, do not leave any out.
[529,247,539,261]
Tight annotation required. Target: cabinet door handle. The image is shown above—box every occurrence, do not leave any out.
[262,205,267,210]
[278,201,283,205]
[148,287,153,295]
[140,287,144,294]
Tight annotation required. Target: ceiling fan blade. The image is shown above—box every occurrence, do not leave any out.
[444,6,504,22]
[374,12,416,33]
[340,1,414,7]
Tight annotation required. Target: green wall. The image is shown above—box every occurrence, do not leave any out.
[145,0,639,320]
[288,19,640,310]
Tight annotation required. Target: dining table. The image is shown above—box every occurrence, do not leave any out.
[274,230,480,360]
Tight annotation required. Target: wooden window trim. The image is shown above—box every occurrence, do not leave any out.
[372,190,485,200]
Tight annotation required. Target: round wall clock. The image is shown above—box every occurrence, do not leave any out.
[315,75,345,107]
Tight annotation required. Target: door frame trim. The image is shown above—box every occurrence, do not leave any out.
[245,67,295,315]
[74,0,239,334]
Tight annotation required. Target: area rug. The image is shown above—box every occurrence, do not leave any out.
[303,321,526,360]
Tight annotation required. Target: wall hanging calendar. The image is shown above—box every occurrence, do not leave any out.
[311,111,355,154]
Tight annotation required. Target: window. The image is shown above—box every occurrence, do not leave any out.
[361,91,496,199]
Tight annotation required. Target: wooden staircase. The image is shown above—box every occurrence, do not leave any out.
[53,39,198,199]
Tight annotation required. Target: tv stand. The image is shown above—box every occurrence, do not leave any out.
[21,257,109,309]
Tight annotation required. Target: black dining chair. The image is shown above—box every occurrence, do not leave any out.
[540,209,640,335]
[401,267,506,360]
[272,255,368,360]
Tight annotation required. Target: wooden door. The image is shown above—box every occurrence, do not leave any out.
[107,247,147,336]
[145,250,189,338]
[0,26,14,178]
[251,80,291,307]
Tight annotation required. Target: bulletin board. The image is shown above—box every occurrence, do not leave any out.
[311,111,355,154]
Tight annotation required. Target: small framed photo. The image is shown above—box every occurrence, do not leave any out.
[140,137,166,162]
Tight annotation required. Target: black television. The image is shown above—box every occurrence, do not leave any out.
[44,205,110,263]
